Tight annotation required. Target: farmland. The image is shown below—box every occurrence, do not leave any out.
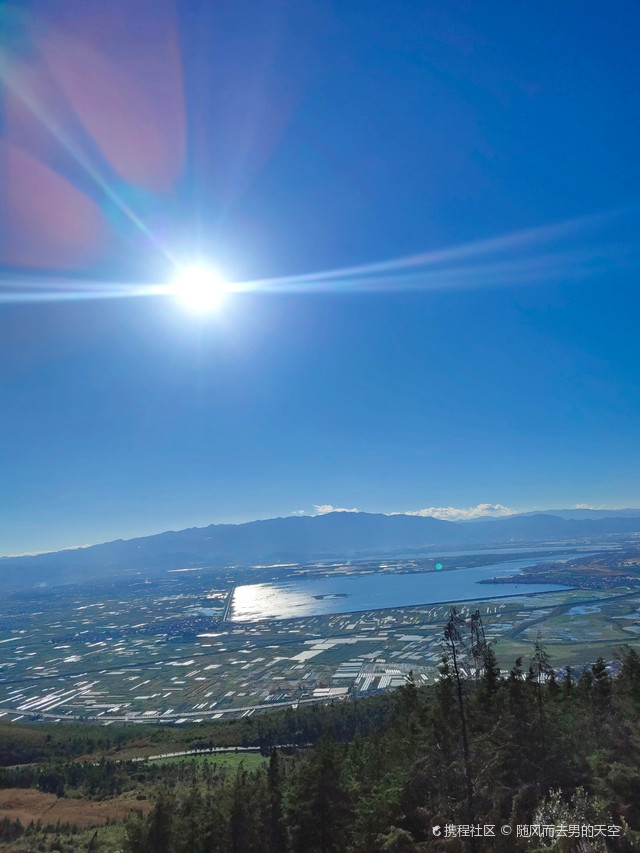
[1,544,639,725]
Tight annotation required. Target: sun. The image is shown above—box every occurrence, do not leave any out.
[173,266,228,312]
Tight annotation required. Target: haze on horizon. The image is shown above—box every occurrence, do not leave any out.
[3,502,640,561]
[2,0,640,558]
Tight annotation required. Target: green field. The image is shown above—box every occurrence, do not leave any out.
[147,751,267,772]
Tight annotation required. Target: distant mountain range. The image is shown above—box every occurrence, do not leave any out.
[475,508,640,521]
[1,509,639,590]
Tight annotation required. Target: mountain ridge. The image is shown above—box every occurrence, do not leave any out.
[2,509,640,590]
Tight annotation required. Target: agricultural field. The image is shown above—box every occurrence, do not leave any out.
[1,544,639,726]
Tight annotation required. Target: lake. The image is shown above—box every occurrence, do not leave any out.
[229,553,580,622]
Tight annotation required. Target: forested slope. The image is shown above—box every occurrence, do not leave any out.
[2,626,640,852]
[120,645,640,852]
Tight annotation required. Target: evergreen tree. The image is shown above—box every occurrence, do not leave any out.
[146,788,176,853]
[617,647,640,708]
[288,733,353,853]
[176,783,205,853]
[228,767,266,853]
[443,608,476,848]
[469,609,488,681]
[267,749,287,853]
[531,634,553,785]
[481,645,500,697]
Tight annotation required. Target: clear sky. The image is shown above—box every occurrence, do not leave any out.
[1,0,640,555]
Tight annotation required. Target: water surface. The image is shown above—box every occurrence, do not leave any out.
[230,553,579,622]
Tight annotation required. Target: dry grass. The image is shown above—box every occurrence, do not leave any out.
[0,788,152,828]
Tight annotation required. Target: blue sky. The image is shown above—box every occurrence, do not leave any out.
[1,0,640,555]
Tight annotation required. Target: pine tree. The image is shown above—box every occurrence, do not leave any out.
[176,783,205,853]
[146,788,176,853]
[392,672,422,760]
[469,609,488,681]
[481,645,500,696]
[228,767,266,853]
[288,732,352,853]
[267,749,287,853]
[443,608,476,846]
[617,647,640,708]
[592,656,612,740]
[531,634,553,785]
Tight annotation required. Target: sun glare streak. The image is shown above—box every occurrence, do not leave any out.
[235,212,613,293]
[232,250,611,298]
[0,49,177,268]
[0,214,634,307]
[0,275,167,304]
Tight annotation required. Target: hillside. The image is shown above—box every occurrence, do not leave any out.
[1,638,640,852]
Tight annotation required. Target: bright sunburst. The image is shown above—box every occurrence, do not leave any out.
[173,266,228,312]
